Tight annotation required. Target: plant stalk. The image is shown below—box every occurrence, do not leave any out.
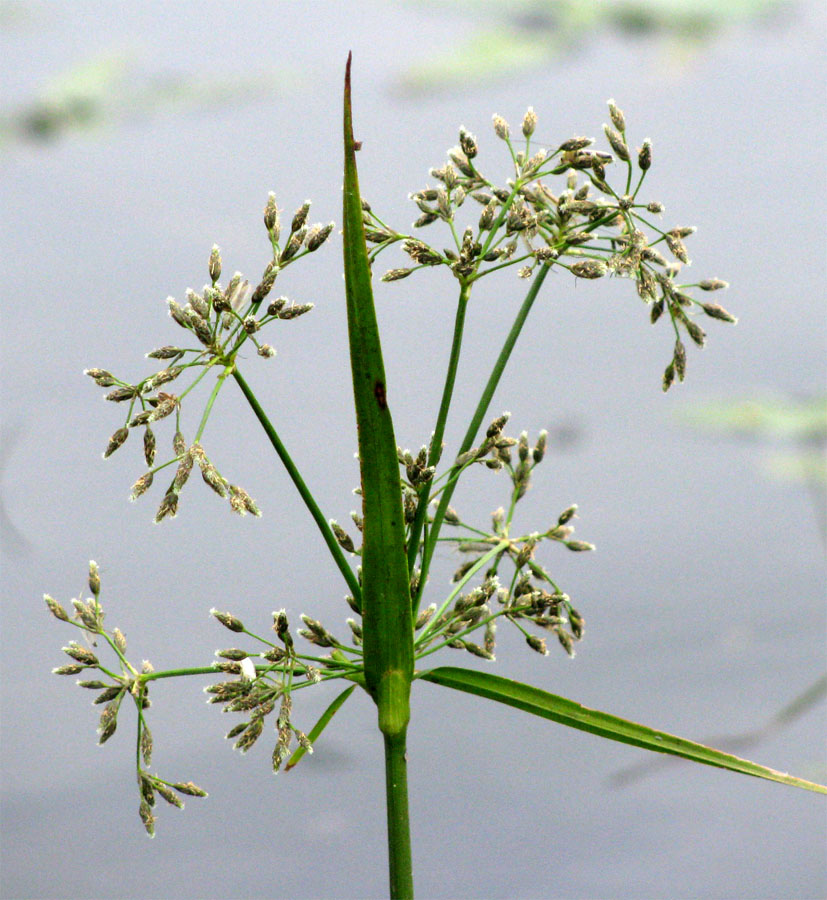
[406,280,471,576]
[344,54,415,898]
[415,262,551,606]
[231,367,363,605]
[384,728,414,900]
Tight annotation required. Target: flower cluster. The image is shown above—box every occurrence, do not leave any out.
[85,195,334,521]
[317,409,588,661]
[49,100,742,838]
[206,607,327,773]
[46,562,207,837]
[406,412,589,661]
[368,101,735,390]
[46,561,363,835]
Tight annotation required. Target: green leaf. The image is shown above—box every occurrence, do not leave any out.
[343,55,413,736]
[419,666,827,794]
[285,684,357,772]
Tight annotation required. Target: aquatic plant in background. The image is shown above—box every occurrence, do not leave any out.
[45,57,825,899]
[0,51,288,150]
[682,395,827,495]
[2,1,789,149]
[395,0,789,95]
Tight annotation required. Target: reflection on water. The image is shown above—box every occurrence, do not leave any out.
[611,673,827,787]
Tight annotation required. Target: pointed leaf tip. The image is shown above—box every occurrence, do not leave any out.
[344,56,354,148]
[342,65,413,718]
[419,667,827,794]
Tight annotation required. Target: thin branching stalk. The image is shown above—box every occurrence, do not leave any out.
[406,280,471,574]
[232,366,363,605]
[415,263,551,610]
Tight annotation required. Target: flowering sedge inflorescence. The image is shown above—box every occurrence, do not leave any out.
[315,411,588,661]
[46,562,339,835]
[84,196,334,522]
[206,607,321,773]
[50,100,738,837]
[45,562,207,837]
[368,100,735,391]
[399,413,587,660]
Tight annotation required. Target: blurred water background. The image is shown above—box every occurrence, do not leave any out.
[1,2,825,898]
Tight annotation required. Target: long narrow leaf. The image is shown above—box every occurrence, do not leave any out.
[419,666,827,794]
[285,685,357,772]
[343,54,413,735]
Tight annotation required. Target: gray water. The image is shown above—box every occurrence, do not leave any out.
[2,2,825,898]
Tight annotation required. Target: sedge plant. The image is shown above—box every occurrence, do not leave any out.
[45,57,826,899]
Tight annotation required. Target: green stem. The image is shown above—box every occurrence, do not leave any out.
[472,252,536,280]
[136,709,145,770]
[415,263,551,608]
[142,666,218,682]
[194,363,233,442]
[415,540,508,647]
[176,355,220,403]
[344,55,414,893]
[231,367,363,606]
[384,728,414,900]
[140,663,340,684]
[406,280,471,575]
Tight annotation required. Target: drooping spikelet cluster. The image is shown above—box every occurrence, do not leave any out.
[206,607,318,774]
[367,101,735,391]
[397,412,589,661]
[85,195,334,521]
[46,562,208,837]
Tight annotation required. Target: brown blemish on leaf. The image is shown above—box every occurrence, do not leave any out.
[374,380,387,409]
